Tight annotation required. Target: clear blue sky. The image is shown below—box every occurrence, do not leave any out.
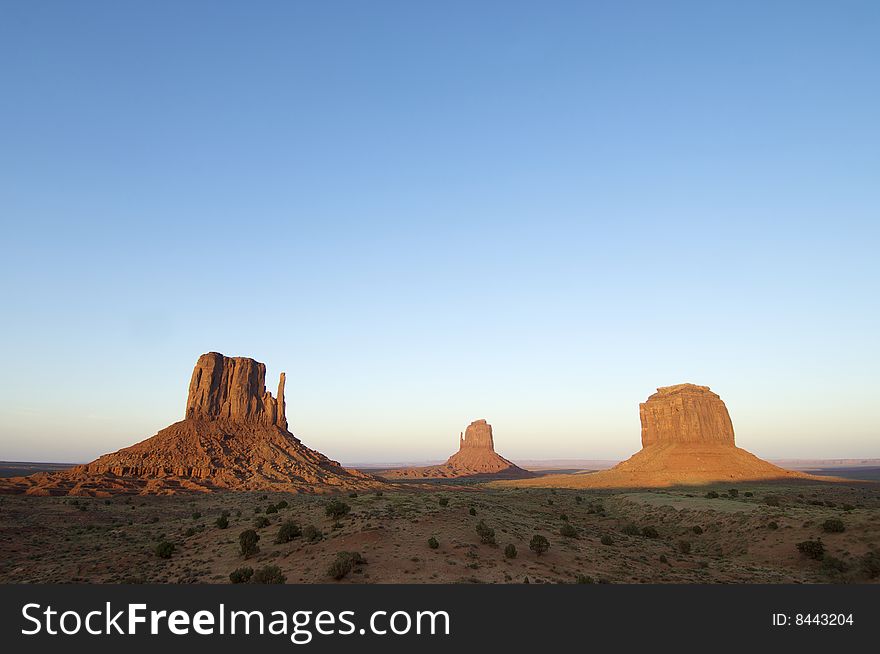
[1,1,877,464]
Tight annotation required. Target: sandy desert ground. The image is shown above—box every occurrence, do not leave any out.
[1,478,879,584]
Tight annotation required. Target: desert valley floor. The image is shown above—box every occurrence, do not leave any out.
[2,479,879,584]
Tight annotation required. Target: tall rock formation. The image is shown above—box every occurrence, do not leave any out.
[185,352,288,429]
[382,419,534,479]
[0,353,383,496]
[496,383,814,489]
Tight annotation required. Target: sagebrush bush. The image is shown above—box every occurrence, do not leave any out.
[253,516,270,529]
[764,495,781,507]
[677,540,692,554]
[229,567,253,583]
[438,497,449,507]
[796,539,825,560]
[504,544,517,559]
[265,504,278,514]
[622,523,640,536]
[575,575,594,584]
[822,518,845,533]
[560,523,578,538]
[239,529,260,558]
[692,525,703,535]
[529,534,550,556]
[215,515,229,529]
[705,491,719,499]
[325,499,352,520]
[154,541,175,559]
[275,520,301,544]
[476,520,496,545]
[252,565,286,584]
[302,525,324,543]
[601,535,614,546]
[641,526,659,539]
[327,552,366,580]
[428,537,439,549]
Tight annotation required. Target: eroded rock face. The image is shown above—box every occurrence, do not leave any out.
[381,419,533,480]
[459,419,495,451]
[185,352,287,430]
[639,384,735,447]
[495,383,816,489]
[0,352,384,496]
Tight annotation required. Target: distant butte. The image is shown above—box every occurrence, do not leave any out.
[0,353,385,496]
[495,383,820,489]
[381,419,534,480]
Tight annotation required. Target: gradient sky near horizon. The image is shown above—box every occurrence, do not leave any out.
[1,1,878,464]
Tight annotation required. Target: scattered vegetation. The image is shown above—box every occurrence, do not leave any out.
[327,551,367,580]
[476,520,496,545]
[274,520,301,544]
[529,534,550,556]
[575,574,594,584]
[253,516,270,529]
[428,537,439,549]
[641,526,659,539]
[469,507,477,516]
[239,529,260,558]
[705,491,719,499]
[252,565,286,584]
[692,525,703,535]
[154,541,175,559]
[764,495,781,507]
[559,523,578,538]
[438,497,449,507]
[302,525,324,543]
[215,515,229,529]
[622,523,640,536]
[325,499,352,523]
[796,539,825,561]
[601,535,614,546]
[677,540,692,554]
[229,566,253,583]
[767,521,779,530]
[822,518,845,533]
[504,544,517,559]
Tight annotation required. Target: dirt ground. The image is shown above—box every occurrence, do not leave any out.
[1,480,878,584]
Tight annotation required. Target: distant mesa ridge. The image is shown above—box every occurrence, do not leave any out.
[0,352,384,496]
[495,383,820,489]
[381,419,534,480]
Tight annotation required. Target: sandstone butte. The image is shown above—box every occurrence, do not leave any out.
[381,419,535,480]
[0,353,385,496]
[494,383,823,489]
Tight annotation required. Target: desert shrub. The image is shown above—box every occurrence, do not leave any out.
[560,523,578,538]
[253,565,286,584]
[764,495,781,507]
[767,521,779,530]
[348,492,358,498]
[469,507,477,516]
[622,523,640,536]
[692,525,703,535]
[860,550,880,579]
[154,541,175,559]
[476,520,496,545]
[261,494,268,500]
[825,500,837,508]
[438,497,449,507]
[677,540,692,554]
[229,567,253,583]
[428,536,439,549]
[275,500,289,510]
[822,518,845,533]
[842,503,855,512]
[327,551,366,580]
[641,526,659,539]
[744,491,753,497]
[547,499,554,506]
[375,491,384,497]
[215,515,229,529]
[504,544,517,559]
[728,489,739,498]
[302,525,324,543]
[659,554,668,564]
[822,556,849,573]
[275,520,301,544]
[239,529,260,557]
[191,512,201,520]
[529,534,550,556]
[796,539,825,560]
[575,496,583,504]
[560,513,569,522]
[325,499,352,520]
[705,491,719,499]
[601,535,614,546]
[253,516,270,529]
[575,574,594,584]
[265,504,278,514]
